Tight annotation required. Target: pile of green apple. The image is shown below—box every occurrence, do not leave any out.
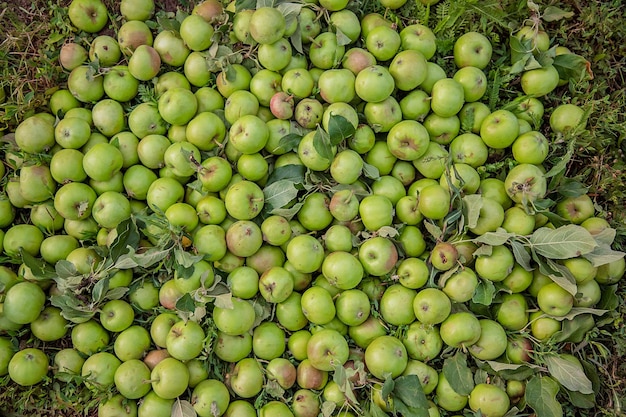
[0,0,624,416]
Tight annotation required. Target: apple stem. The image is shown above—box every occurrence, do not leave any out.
[308,37,321,48]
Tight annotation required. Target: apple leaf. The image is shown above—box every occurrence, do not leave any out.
[105,287,128,301]
[472,229,516,246]
[49,294,96,323]
[176,293,196,313]
[263,179,300,213]
[472,279,496,306]
[362,162,380,180]
[109,217,141,262]
[542,6,574,22]
[274,133,302,153]
[394,398,429,417]
[463,194,483,229]
[19,249,56,280]
[277,2,302,33]
[266,163,305,186]
[235,0,256,12]
[529,225,597,259]
[544,355,593,394]
[582,244,625,267]
[290,29,303,54]
[382,375,395,401]
[55,259,79,279]
[592,227,617,246]
[553,313,595,343]
[377,226,399,238]
[313,125,335,161]
[555,178,589,198]
[442,352,474,396]
[156,15,181,32]
[423,221,443,241]
[368,400,388,417]
[543,258,578,296]
[553,53,593,81]
[511,240,533,270]
[175,249,203,269]
[564,387,596,409]
[335,28,352,46]
[211,291,232,310]
[472,244,493,257]
[393,375,429,414]
[326,114,356,145]
[545,307,608,321]
[114,246,170,270]
[525,375,563,417]
[91,277,110,303]
[172,399,197,417]
[264,379,286,399]
[484,360,541,372]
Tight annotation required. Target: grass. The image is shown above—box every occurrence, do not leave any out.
[0,0,625,416]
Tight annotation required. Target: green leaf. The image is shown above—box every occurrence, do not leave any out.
[290,29,303,54]
[597,284,619,311]
[274,133,302,154]
[529,225,597,259]
[115,246,171,269]
[442,352,474,396]
[545,140,575,180]
[473,244,493,257]
[106,287,128,300]
[554,314,595,343]
[509,35,532,66]
[525,375,563,417]
[157,16,181,32]
[553,53,592,82]
[56,260,79,278]
[542,6,574,22]
[321,401,336,417]
[266,164,306,186]
[564,388,595,409]
[393,375,429,413]
[381,375,395,401]
[394,398,428,417]
[362,162,380,180]
[176,293,196,313]
[313,126,334,162]
[511,240,533,270]
[277,2,302,33]
[263,180,299,212]
[368,400,388,417]
[463,194,483,229]
[213,292,233,309]
[545,258,578,296]
[472,229,516,246]
[92,278,109,303]
[485,360,541,373]
[110,217,141,262]
[472,279,496,306]
[20,249,56,280]
[171,399,197,417]
[235,0,256,12]
[582,244,625,267]
[556,178,589,198]
[592,227,617,246]
[423,221,443,241]
[335,28,352,46]
[544,355,593,394]
[326,114,356,145]
[547,307,608,321]
[264,379,285,399]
